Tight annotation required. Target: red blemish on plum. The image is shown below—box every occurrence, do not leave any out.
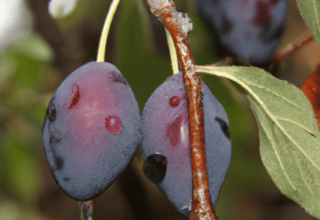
[254,0,276,29]
[68,83,80,108]
[106,116,122,135]
[166,115,182,147]
[169,96,180,107]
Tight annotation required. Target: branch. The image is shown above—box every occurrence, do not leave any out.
[146,0,219,219]
[268,34,314,73]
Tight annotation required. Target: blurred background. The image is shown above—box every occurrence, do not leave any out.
[0,0,319,219]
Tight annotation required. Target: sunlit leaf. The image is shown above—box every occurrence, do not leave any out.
[196,65,320,219]
[296,0,320,44]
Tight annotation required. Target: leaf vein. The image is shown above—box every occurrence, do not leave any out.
[233,76,301,110]
[260,120,296,190]
[295,153,314,197]
[274,116,313,134]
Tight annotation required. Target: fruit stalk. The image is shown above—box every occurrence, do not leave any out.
[79,200,93,220]
[146,0,219,219]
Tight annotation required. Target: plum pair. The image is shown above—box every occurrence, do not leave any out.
[42,62,232,218]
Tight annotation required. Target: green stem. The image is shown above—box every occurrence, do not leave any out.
[165,27,179,74]
[96,0,121,63]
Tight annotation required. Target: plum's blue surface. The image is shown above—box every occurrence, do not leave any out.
[141,72,232,217]
[42,61,141,201]
[196,0,288,65]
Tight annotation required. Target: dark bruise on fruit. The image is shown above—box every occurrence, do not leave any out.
[54,156,64,171]
[42,61,141,201]
[48,106,57,122]
[215,117,231,140]
[143,154,167,184]
[169,96,180,107]
[111,72,127,85]
[141,72,231,217]
[67,83,80,108]
[222,12,232,33]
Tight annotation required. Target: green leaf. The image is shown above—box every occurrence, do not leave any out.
[196,65,320,219]
[296,0,320,44]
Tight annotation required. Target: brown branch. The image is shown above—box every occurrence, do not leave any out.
[268,34,314,73]
[146,1,219,219]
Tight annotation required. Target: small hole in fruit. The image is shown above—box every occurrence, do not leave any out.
[143,154,167,184]
[215,117,231,140]
[68,83,80,108]
[105,116,122,135]
[169,96,180,107]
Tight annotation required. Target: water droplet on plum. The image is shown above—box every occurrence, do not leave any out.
[169,96,180,107]
[105,116,122,135]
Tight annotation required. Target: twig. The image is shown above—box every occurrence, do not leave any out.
[79,200,93,220]
[146,0,219,219]
[268,34,314,72]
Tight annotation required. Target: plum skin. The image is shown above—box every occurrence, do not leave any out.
[141,72,232,217]
[196,0,288,66]
[42,61,141,201]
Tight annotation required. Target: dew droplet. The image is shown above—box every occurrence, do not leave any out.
[105,116,122,135]
[169,96,180,107]
[215,117,231,140]
[143,154,167,184]
[68,83,80,108]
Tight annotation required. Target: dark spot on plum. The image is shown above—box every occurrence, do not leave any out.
[106,116,122,135]
[68,83,80,108]
[111,72,127,85]
[169,96,180,107]
[54,155,64,171]
[166,115,183,147]
[48,106,57,122]
[143,154,167,184]
[222,13,233,33]
[254,1,274,29]
[215,117,231,140]
[63,177,70,182]
[49,132,61,145]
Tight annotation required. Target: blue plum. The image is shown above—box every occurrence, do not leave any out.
[42,61,141,201]
[196,0,288,66]
[141,72,232,217]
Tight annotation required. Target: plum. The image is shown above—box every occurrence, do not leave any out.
[196,0,288,66]
[141,72,232,217]
[42,61,141,201]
